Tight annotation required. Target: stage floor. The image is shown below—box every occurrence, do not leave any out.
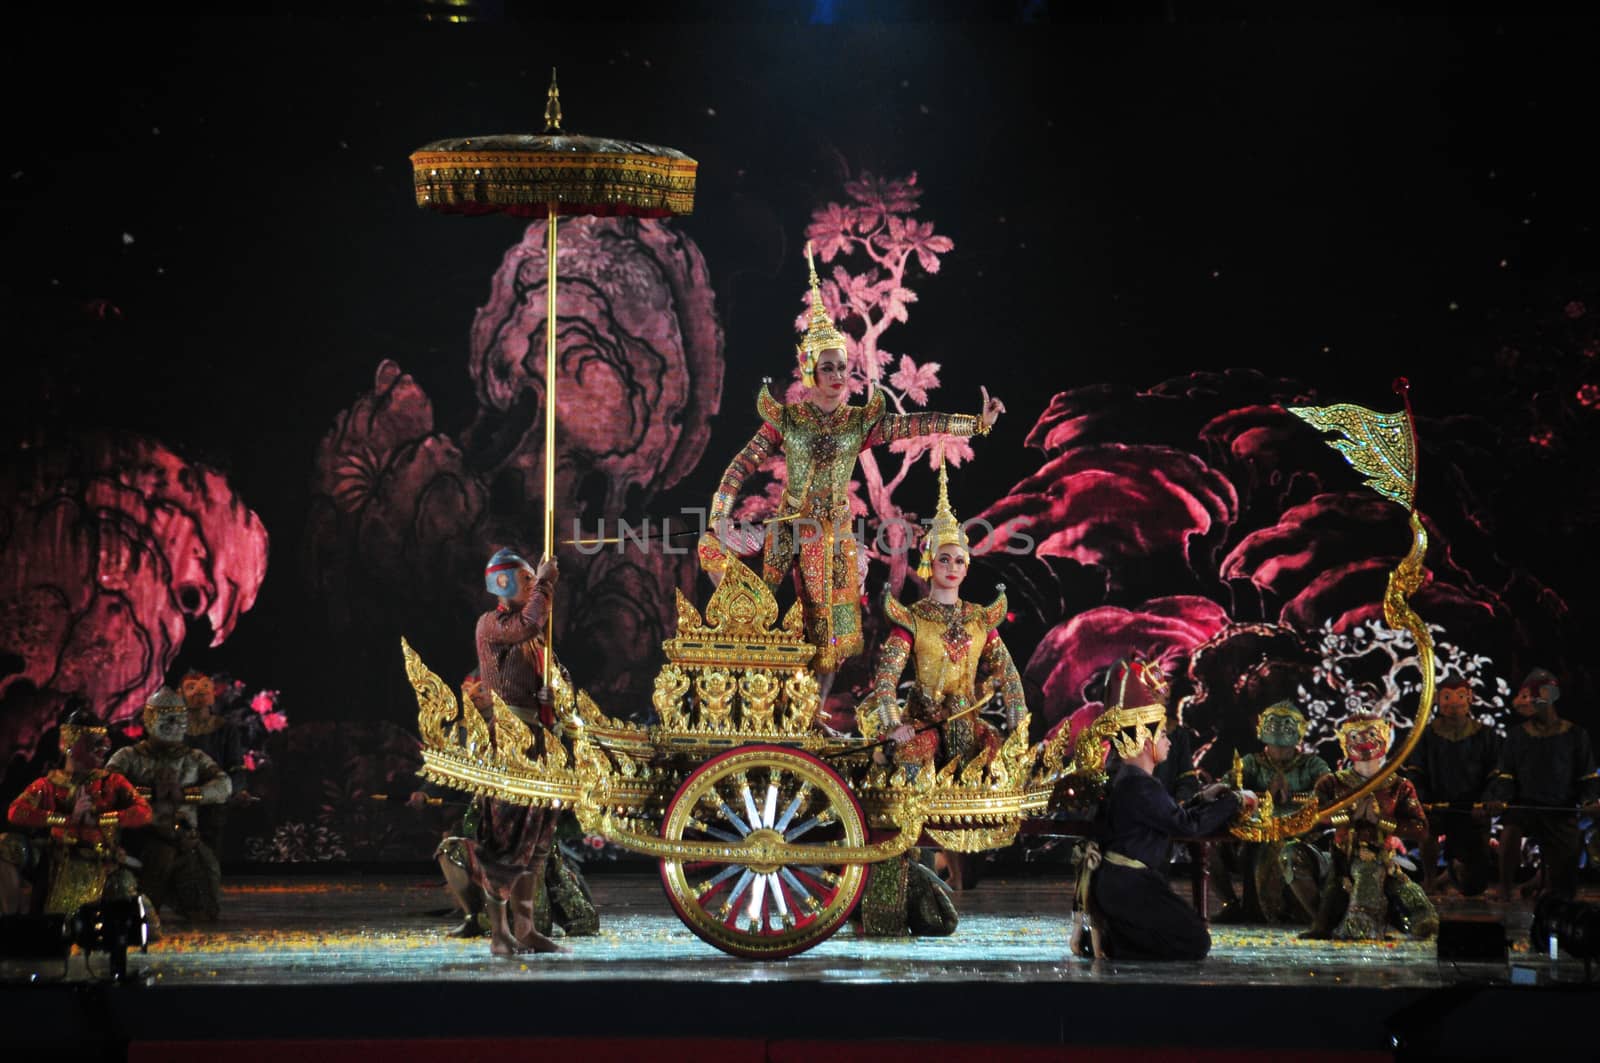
[4,871,1593,1056]
[62,871,1529,988]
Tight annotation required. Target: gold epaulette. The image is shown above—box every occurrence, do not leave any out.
[862,386,886,422]
[757,384,783,429]
[882,589,915,633]
[975,591,1008,633]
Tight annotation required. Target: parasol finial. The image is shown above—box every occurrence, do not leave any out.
[544,68,563,134]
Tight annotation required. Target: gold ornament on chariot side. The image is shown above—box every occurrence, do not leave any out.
[652,665,692,729]
[739,670,780,730]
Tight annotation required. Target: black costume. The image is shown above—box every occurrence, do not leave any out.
[1091,764,1240,961]
[1153,724,1203,803]
[1489,720,1600,899]
[1403,718,1499,896]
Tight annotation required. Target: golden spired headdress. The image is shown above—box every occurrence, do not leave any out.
[796,240,849,388]
[1102,657,1169,760]
[917,456,970,581]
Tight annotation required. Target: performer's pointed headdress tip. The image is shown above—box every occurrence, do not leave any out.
[917,456,970,581]
[796,239,849,388]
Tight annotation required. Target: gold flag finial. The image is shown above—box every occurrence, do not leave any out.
[544,68,563,133]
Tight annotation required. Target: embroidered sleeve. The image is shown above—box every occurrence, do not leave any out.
[872,630,913,730]
[978,632,1027,730]
[106,773,153,830]
[863,409,982,449]
[1392,778,1429,843]
[710,423,783,527]
[6,778,57,829]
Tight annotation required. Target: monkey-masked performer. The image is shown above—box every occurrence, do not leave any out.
[451,548,589,956]
[1074,658,1250,961]
[108,687,232,921]
[699,241,1005,705]
[1,708,152,916]
[1403,675,1499,896]
[1217,701,1331,924]
[853,458,1028,934]
[1304,715,1437,941]
[430,666,598,943]
[1486,668,1600,901]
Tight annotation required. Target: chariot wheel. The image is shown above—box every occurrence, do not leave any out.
[659,744,868,959]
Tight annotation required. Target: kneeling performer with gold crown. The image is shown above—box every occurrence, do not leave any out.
[1077,659,1255,961]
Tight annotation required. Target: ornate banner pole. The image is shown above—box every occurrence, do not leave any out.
[1288,377,1435,827]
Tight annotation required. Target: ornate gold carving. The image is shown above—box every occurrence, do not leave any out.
[701,557,779,635]
[653,665,692,729]
[783,670,820,732]
[695,670,736,731]
[926,823,1021,852]
[739,670,780,730]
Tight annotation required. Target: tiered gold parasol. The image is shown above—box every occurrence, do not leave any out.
[410,71,697,679]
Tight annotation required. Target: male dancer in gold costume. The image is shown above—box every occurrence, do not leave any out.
[700,242,1005,704]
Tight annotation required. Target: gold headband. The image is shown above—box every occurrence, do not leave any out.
[59,723,109,749]
[1106,703,1167,760]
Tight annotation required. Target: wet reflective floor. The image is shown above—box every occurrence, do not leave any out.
[14,871,1582,990]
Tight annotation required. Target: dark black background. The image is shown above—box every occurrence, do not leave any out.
[4,3,1597,725]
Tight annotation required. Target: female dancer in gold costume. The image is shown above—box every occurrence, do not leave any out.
[864,459,1027,771]
[699,243,1004,704]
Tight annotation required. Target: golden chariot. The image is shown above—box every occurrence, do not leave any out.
[403,553,1110,958]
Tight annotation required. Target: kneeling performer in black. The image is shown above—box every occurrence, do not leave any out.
[1083,658,1256,961]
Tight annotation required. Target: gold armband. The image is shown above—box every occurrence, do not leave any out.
[98,813,121,828]
[1378,818,1397,835]
[183,789,206,804]
[973,415,991,437]
[1330,812,1350,828]
[45,813,69,828]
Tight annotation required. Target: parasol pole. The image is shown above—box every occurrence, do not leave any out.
[409,63,697,698]
[542,72,562,686]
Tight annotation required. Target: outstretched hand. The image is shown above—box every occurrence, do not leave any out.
[979,386,1006,430]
